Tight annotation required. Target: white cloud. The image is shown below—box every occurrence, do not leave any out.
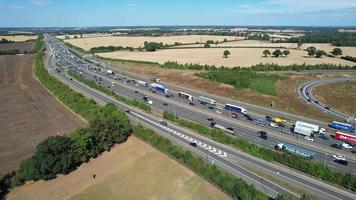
[29,0,51,6]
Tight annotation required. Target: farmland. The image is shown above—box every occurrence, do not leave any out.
[7,136,230,200]
[60,35,242,50]
[98,47,355,67]
[0,35,37,42]
[0,54,86,175]
[313,81,356,117]
[0,42,35,53]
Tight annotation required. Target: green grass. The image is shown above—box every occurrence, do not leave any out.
[248,75,280,96]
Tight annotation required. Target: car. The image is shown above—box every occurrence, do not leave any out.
[210,122,216,127]
[232,113,239,119]
[107,86,111,88]
[69,78,73,80]
[216,110,222,114]
[324,106,330,110]
[342,143,353,149]
[125,109,130,113]
[226,127,234,131]
[258,131,268,139]
[189,102,195,106]
[190,142,197,147]
[334,159,348,165]
[166,94,174,98]
[152,90,156,93]
[207,118,214,122]
[244,114,251,118]
[281,128,291,134]
[208,106,215,110]
[307,99,311,102]
[160,121,168,126]
[246,116,254,121]
[319,134,330,140]
[314,100,319,104]
[331,143,342,149]
[277,123,285,128]
[163,103,168,106]
[269,122,278,128]
[134,90,139,94]
[304,136,314,141]
[333,154,346,161]
[351,150,356,154]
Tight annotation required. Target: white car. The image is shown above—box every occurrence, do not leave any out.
[304,136,314,141]
[342,143,353,149]
[269,122,278,128]
[332,154,346,161]
[216,110,222,114]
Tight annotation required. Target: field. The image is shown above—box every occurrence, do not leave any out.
[313,81,356,117]
[300,43,356,57]
[0,55,86,175]
[114,62,356,122]
[56,33,112,40]
[99,47,355,67]
[61,35,242,50]
[0,42,35,52]
[0,35,37,42]
[7,136,230,200]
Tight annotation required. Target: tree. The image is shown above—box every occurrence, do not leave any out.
[282,50,290,57]
[204,43,211,48]
[272,49,283,57]
[223,38,228,42]
[300,194,312,200]
[306,46,316,57]
[263,49,271,57]
[315,50,326,58]
[144,41,163,52]
[223,50,231,58]
[331,48,342,57]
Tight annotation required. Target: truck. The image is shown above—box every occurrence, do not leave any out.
[330,121,355,133]
[197,96,216,106]
[275,143,315,159]
[334,131,356,144]
[106,69,114,75]
[149,77,160,83]
[293,121,325,137]
[213,124,236,135]
[137,80,149,87]
[151,83,168,94]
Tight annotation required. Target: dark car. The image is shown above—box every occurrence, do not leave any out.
[351,150,356,154]
[277,123,285,128]
[324,106,330,110]
[189,102,195,106]
[207,118,214,122]
[258,131,268,139]
[210,122,216,127]
[334,159,348,166]
[152,90,156,93]
[160,121,168,126]
[208,106,215,110]
[246,116,254,121]
[134,90,139,94]
[265,116,273,122]
[226,127,234,132]
[125,109,130,113]
[163,103,168,106]
[307,99,311,102]
[331,143,342,149]
[314,101,319,104]
[166,94,174,98]
[190,142,197,147]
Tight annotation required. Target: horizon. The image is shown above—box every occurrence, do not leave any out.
[1,0,356,27]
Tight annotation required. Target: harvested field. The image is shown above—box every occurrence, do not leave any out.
[63,35,241,50]
[115,62,356,122]
[99,47,354,67]
[0,55,86,174]
[313,81,356,117]
[0,35,37,42]
[8,136,230,200]
[56,33,112,40]
[0,42,35,53]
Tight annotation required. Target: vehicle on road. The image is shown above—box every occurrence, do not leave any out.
[190,142,197,147]
[214,124,236,135]
[334,131,356,144]
[293,121,325,137]
[275,143,315,159]
[106,69,114,75]
[166,93,174,98]
[231,113,239,119]
[304,136,314,141]
[137,80,149,87]
[163,103,168,106]
[149,77,160,83]
[143,96,153,105]
[258,131,268,139]
[342,143,353,149]
[178,92,193,101]
[216,110,222,114]
[265,115,274,122]
[331,143,342,149]
[330,121,355,133]
[189,102,195,106]
[281,128,291,134]
[151,83,169,94]
[274,117,288,124]
[160,121,168,126]
[333,155,348,165]
[207,118,214,122]
[224,104,247,114]
[208,105,215,110]
[197,96,216,106]
[269,122,278,128]
[319,134,330,140]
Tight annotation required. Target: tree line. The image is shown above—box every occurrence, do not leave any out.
[0,38,15,43]
[284,32,356,47]
[163,111,356,192]
[89,45,134,53]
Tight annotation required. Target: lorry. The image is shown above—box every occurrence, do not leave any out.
[330,121,355,133]
[334,131,356,144]
[137,80,149,87]
[151,83,168,94]
[213,124,236,135]
[197,96,216,106]
[293,121,325,137]
[149,77,160,83]
[106,69,114,75]
[275,143,315,159]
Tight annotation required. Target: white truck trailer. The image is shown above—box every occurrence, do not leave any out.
[293,121,325,136]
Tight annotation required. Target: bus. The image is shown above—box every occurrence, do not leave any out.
[178,92,193,101]
[224,104,247,114]
[197,96,216,106]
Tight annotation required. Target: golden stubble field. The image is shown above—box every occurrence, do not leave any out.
[8,136,230,200]
[0,35,37,42]
[61,35,242,50]
[99,47,355,67]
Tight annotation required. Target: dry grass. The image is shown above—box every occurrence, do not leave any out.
[0,55,86,174]
[300,43,356,57]
[313,81,356,117]
[0,35,37,42]
[63,35,241,50]
[8,136,230,200]
[99,47,354,67]
[55,33,112,40]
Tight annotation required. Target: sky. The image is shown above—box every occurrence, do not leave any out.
[0,0,356,27]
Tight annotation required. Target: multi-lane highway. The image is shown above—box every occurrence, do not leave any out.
[45,34,356,200]
[298,78,356,120]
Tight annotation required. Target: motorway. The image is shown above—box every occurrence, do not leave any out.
[44,34,356,200]
[52,37,356,173]
[298,78,356,121]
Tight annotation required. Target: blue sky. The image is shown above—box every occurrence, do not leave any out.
[1,0,356,27]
